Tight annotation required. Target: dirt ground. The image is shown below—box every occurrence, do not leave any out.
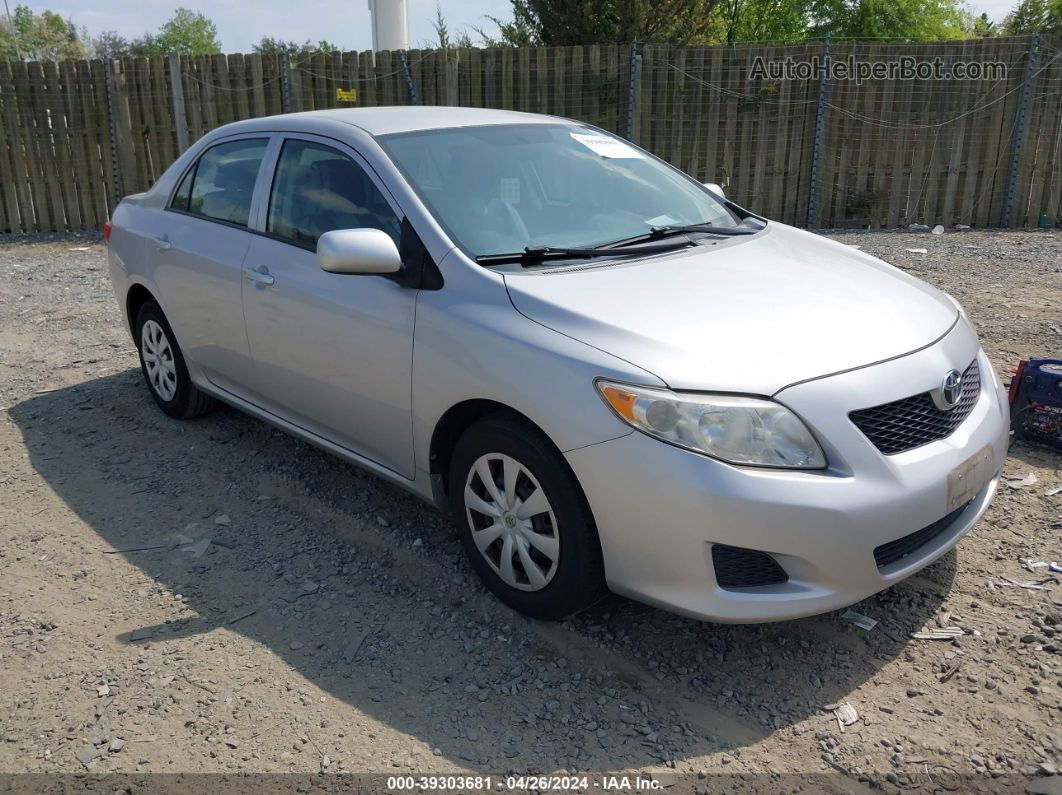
[0,229,1060,793]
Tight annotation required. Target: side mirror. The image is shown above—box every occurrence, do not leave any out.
[702,182,726,199]
[317,228,402,275]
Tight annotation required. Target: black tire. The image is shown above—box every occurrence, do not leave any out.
[134,299,216,419]
[448,414,607,620]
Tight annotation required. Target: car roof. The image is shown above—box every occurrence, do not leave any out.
[218,106,568,138]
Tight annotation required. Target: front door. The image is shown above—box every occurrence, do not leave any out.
[240,136,416,478]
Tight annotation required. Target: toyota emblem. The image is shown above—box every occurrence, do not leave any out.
[936,369,963,410]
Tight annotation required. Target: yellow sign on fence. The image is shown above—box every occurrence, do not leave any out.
[336,88,358,103]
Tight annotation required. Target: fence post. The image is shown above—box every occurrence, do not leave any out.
[1002,33,1039,228]
[806,37,830,229]
[399,51,418,105]
[445,55,459,106]
[279,49,293,113]
[104,60,136,202]
[625,40,640,142]
[103,62,121,207]
[168,54,190,154]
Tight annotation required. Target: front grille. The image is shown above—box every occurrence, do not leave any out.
[712,545,788,589]
[873,502,970,570]
[850,360,980,455]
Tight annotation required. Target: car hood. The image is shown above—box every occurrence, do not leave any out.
[503,224,958,395]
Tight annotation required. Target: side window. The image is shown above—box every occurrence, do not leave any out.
[173,139,268,227]
[267,139,401,249]
[170,163,195,211]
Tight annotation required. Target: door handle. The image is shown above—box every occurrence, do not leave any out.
[154,235,171,251]
[243,266,275,287]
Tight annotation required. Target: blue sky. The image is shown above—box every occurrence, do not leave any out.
[27,0,513,51]
[21,0,1017,52]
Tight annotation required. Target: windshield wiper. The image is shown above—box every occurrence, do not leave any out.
[601,222,759,249]
[476,238,693,266]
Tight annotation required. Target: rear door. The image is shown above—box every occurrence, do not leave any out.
[240,134,416,478]
[151,135,272,394]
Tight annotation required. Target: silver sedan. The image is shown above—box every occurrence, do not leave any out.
[105,107,1010,622]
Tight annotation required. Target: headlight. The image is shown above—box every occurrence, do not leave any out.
[596,380,826,469]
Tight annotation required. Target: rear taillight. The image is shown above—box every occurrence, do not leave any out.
[103,221,112,244]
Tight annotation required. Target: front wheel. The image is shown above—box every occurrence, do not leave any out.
[448,415,606,620]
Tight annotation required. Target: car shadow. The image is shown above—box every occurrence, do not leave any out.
[9,370,956,772]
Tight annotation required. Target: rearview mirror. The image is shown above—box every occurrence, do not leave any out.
[702,182,726,199]
[317,228,402,275]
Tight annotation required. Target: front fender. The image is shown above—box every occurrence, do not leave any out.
[411,252,659,476]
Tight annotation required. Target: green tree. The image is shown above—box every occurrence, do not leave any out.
[253,36,339,55]
[808,0,971,39]
[971,11,997,35]
[91,29,132,58]
[127,34,161,56]
[5,4,85,59]
[482,11,539,45]
[714,0,811,42]
[429,4,480,49]
[0,19,18,58]
[426,4,497,51]
[1002,0,1061,34]
[432,2,453,48]
[144,7,221,55]
[492,0,723,46]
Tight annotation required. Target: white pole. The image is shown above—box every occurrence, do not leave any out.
[369,0,408,52]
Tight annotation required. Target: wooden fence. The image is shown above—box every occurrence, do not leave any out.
[0,36,1059,234]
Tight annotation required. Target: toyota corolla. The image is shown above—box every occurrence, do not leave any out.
[105,107,1010,622]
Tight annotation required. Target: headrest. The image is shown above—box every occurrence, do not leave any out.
[212,158,259,192]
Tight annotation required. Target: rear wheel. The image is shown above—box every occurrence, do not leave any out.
[448,415,606,620]
[134,300,216,419]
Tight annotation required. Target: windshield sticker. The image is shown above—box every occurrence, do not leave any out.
[570,132,643,159]
[646,214,679,227]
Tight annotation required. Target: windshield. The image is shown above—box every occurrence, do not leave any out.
[378,124,741,258]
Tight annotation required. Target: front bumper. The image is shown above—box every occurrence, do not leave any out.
[566,324,1010,623]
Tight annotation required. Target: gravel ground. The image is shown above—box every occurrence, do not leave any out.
[0,229,1060,792]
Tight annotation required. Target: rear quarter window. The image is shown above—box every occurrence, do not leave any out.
[170,164,195,212]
